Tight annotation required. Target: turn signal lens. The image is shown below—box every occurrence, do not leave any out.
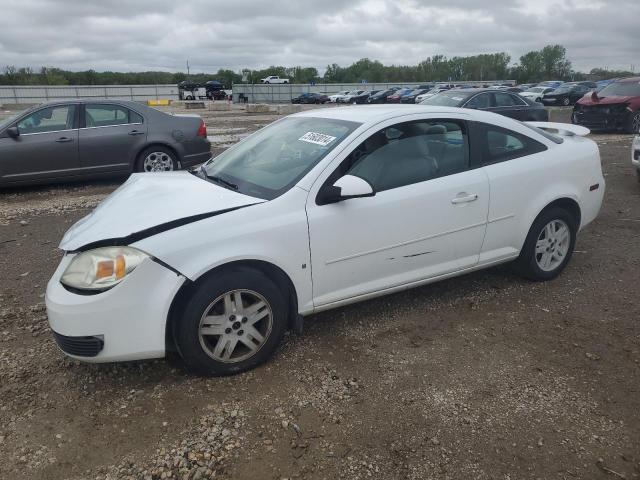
[115,255,126,279]
[96,260,115,279]
[61,247,149,291]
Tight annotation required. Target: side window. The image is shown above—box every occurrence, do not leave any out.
[17,105,76,134]
[338,119,469,192]
[494,93,519,107]
[85,104,131,127]
[480,124,547,164]
[465,93,491,109]
[129,110,143,124]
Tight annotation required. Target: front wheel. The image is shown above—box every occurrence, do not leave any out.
[514,207,577,281]
[562,97,571,106]
[175,267,288,376]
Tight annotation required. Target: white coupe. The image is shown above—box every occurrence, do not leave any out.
[46,106,605,375]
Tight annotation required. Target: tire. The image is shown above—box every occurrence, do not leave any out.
[186,95,194,100]
[175,267,288,376]
[136,146,178,172]
[514,207,577,281]
[562,97,571,106]
[626,111,640,134]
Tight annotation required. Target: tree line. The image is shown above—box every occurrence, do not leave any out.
[0,45,634,88]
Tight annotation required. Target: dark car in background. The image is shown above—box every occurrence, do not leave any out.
[0,100,211,187]
[420,88,548,121]
[573,77,640,133]
[367,88,399,104]
[400,88,430,104]
[291,93,330,104]
[351,90,380,104]
[541,82,595,106]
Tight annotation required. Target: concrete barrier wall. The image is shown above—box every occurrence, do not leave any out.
[0,84,180,104]
[232,81,516,104]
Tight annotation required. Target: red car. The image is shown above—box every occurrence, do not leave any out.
[385,88,413,103]
[573,77,640,133]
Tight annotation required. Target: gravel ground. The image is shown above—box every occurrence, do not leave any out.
[0,107,639,480]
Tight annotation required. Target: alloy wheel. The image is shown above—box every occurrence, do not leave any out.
[143,152,174,172]
[198,289,273,363]
[535,219,571,272]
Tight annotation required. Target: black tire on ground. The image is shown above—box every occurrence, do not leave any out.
[136,146,178,173]
[175,267,288,376]
[626,111,640,134]
[513,207,578,281]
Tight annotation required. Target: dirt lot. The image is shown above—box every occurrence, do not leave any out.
[0,106,639,480]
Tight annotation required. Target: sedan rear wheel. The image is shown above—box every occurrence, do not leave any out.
[137,146,178,173]
[562,97,571,106]
[175,267,287,376]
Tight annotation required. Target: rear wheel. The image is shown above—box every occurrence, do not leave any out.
[137,146,178,172]
[562,97,571,106]
[514,207,577,281]
[175,267,288,376]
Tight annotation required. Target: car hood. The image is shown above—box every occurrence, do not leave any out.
[60,172,264,251]
[577,95,633,106]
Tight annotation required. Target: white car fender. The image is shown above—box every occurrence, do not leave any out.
[132,187,315,314]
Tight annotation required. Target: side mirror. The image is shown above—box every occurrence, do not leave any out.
[6,127,19,139]
[318,174,375,205]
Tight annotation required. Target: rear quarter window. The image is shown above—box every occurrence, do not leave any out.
[478,123,548,164]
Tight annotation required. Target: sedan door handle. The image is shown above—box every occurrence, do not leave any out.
[128,130,145,136]
[55,137,74,143]
[451,193,478,204]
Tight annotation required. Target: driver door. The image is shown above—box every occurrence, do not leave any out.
[305,115,490,308]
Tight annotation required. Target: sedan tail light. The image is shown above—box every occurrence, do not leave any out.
[197,119,207,138]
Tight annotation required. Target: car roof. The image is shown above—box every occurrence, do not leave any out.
[293,105,480,125]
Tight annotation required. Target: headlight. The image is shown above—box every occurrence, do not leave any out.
[61,247,149,291]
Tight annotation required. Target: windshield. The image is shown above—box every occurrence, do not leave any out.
[202,117,360,200]
[420,91,468,106]
[598,81,640,97]
[0,112,21,130]
[527,87,545,93]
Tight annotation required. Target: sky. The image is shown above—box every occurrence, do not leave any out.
[0,0,637,75]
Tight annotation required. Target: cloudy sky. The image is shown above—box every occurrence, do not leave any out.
[0,0,637,74]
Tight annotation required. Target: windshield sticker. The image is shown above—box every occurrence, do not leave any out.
[451,96,464,101]
[298,132,337,146]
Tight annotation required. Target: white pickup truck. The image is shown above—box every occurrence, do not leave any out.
[260,76,289,84]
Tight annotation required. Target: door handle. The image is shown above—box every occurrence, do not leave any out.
[128,130,145,136]
[451,193,478,204]
[55,137,73,143]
